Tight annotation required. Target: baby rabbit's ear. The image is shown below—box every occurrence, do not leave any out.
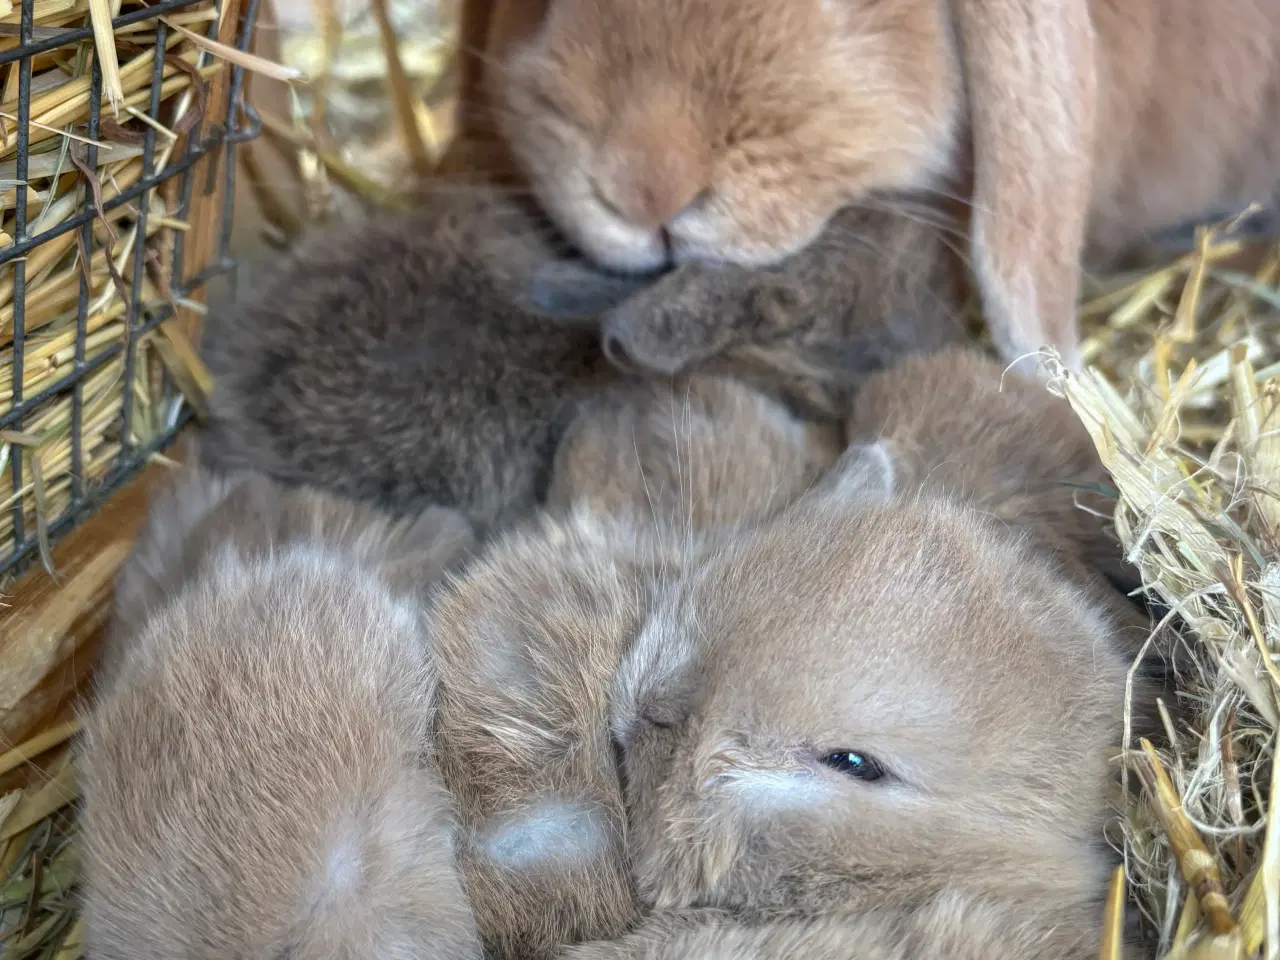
[957,0,1097,373]
[812,441,896,506]
[112,466,241,632]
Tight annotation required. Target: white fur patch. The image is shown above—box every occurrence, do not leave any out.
[480,800,606,869]
[719,768,835,810]
[323,830,365,895]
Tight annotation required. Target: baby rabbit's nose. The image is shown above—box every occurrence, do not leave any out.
[602,328,640,373]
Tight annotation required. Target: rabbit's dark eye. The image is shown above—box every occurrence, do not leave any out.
[820,751,885,782]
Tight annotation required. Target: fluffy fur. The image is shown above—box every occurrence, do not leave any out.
[562,893,1102,959]
[546,374,841,530]
[202,186,621,535]
[609,483,1138,953]
[456,0,1280,369]
[590,204,968,419]
[842,346,1145,608]
[79,468,481,960]
[431,510,665,960]
[204,185,959,532]
[433,374,837,958]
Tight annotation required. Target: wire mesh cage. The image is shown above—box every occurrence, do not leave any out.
[0,0,260,586]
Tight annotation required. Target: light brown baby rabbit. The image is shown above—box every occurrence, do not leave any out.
[604,445,1147,956]
[433,377,835,959]
[458,0,1280,370]
[78,466,481,960]
[546,374,841,530]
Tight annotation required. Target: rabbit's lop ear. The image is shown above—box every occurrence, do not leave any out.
[812,441,896,506]
[957,0,1097,374]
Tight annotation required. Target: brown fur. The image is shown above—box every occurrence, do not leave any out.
[461,0,1280,370]
[546,375,842,530]
[608,477,1141,952]
[202,185,625,535]
[592,203,968,419]
[842,346,1144,606]
[431,511,679,959]
[432,376,837,958]
[204,184,960,533]
[561,893,1103,959]
[79,467,481,960]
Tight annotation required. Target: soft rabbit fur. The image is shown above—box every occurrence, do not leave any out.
[843,346,1143,604]
[586,203,968,419]
[546,374,841,529]
[205,185,960,532]
[78,467,481,960]
[433,377,836,959]
[202,186,620,535]
[606,467,1141,956]
[560,894,1099,959]
[458,0,1280,370]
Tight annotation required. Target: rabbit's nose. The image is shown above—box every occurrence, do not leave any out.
[602,328,640,373]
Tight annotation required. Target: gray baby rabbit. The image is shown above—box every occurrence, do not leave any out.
[78,466,481,960]
[546,202,969,421]
[204,185,962,537]
[432,375,837,959]
[202,185,630,536]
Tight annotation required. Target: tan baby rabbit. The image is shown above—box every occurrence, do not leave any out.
[605,460,1143,956]
[546,374,841,530]
[433,376,835,959]
[78,466,481,960]
[842,345,1143,604]
[457,0,1280,370]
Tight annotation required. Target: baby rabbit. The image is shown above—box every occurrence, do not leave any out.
[606,460,1142,954]
[545,203,969,420]
[202,185,625,536]
[433,375,835,959]
[78,466,481,960]
[459,0,1280,370]
[205,185,958,531]
[546,374,841,531]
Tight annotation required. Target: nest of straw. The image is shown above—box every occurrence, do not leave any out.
[1062,213,1280,960]
[4,3,1280,953]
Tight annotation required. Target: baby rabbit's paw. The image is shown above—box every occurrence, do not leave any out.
[601,264,806,376]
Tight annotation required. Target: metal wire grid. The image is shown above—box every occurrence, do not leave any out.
[0,0,262,580]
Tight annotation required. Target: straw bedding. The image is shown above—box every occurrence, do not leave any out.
[0,0,236,578]
[3,7,1280,957]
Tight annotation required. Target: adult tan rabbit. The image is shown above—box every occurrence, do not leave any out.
[79,466,481,960]
[453,0,1280,371]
